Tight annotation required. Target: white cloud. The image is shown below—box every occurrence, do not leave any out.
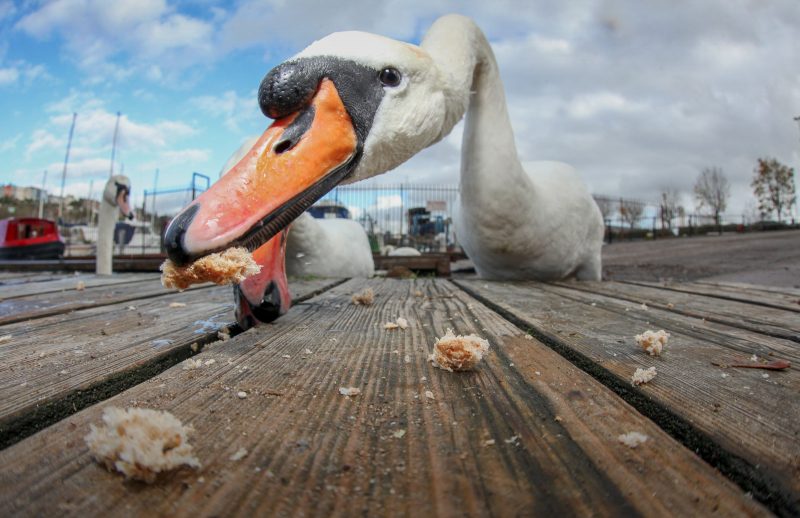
[0,0,16,21]
[160,148,212,164]
[16,0,215,82]
[189,90,260,132]
[0,66,18,85]
[0,133,21,153]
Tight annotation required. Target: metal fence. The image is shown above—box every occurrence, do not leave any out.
[58,184,796,256]
[318,183,461,252]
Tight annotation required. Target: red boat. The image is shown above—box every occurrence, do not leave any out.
[0,218,65,260]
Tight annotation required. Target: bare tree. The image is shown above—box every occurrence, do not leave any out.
[694,167,730,233]
[751,157,796,222]
[619,198,644,232]
[593,195,614,221]
[658,188,681,231]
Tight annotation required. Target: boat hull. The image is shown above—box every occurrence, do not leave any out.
[0,241,65,260]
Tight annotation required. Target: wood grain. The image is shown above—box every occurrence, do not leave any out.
[559,280,800,342]
[0,277,343,448]
[456,278,799,514]
[0,273,161,300]
[627,280,800,314]
[0,279,765,517]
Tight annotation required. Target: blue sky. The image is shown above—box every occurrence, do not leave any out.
[1,0,798,218]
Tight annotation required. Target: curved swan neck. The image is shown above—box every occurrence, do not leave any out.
[421,15,528,199]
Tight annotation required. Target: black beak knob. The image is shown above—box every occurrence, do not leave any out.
[258,59,323,119]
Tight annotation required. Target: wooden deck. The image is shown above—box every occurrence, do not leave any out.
[0,272,797,516]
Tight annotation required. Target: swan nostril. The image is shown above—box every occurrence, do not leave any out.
[273,140,292,154]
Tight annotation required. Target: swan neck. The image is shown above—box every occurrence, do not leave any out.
[422,15,528,202]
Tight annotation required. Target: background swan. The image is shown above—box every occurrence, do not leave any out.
[96,175,132,275]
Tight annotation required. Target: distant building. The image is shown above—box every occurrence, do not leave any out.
[2,184,48,202]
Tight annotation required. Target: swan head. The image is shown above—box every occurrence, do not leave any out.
[103,175,134,219]
[164,30,450,266]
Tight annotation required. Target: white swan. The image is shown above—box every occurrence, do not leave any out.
[96,175,133,275]
[164,14,604,318]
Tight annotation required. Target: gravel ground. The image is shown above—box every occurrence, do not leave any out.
[602,229,800,287]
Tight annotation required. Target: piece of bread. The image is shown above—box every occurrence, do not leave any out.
[635,330,669,356]
[85,407,200,483]
[351,288,374,306]
[428,329,490,372]
[631,366,657,386]
[160,247,260,291]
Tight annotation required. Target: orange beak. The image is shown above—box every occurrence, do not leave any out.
[164,79,357,265]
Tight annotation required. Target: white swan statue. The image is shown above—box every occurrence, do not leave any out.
[96,175,133,275]
[164,14,604,324]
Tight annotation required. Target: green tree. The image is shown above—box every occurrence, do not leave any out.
[694,167,730,233]
[751,158,796,222]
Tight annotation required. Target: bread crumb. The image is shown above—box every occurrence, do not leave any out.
[750,354,758,362]
[76,281,85,291]
[428,329,490,372]
[404,355,411,364]
[635,330,669,356]
[392,429,406,439]
[554,415,563,422]
[413,290,424,297]
[618,431,649,448]
[425,390,435,400]
[666,303,675,309]
[85,407,199,483]
[483,439,495,446]
[204,359,216,366]
[524,334,533,340]
[631,366,657,386]
[640,303,649,310]
[229,447,248,461]
[0,334,11,344]
[160,247,261,291]
[169,302,187,308]
[396,317,408,329]
[217,329,230,341]
[190,342,199,353]
[237,391,247,399]
[351,288,374,306]
[339,387,361,397]
[384,322,399,330]
[182,358,202,370]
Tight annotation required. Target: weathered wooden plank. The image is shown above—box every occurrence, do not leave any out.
[456,278,799,514]
[0,279,766,517]
[695,280,800,299]
[559,280,800,342]
[0,272,161,300]
[0,277,204,325]
[0,271,64,283]
[628,280,800,314]
[0,277,344,449]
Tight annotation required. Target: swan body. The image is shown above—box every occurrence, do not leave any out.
[96,175,132,275]
[286,212,374,277]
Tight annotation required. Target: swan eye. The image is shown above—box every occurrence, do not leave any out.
[379,67,402,87]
